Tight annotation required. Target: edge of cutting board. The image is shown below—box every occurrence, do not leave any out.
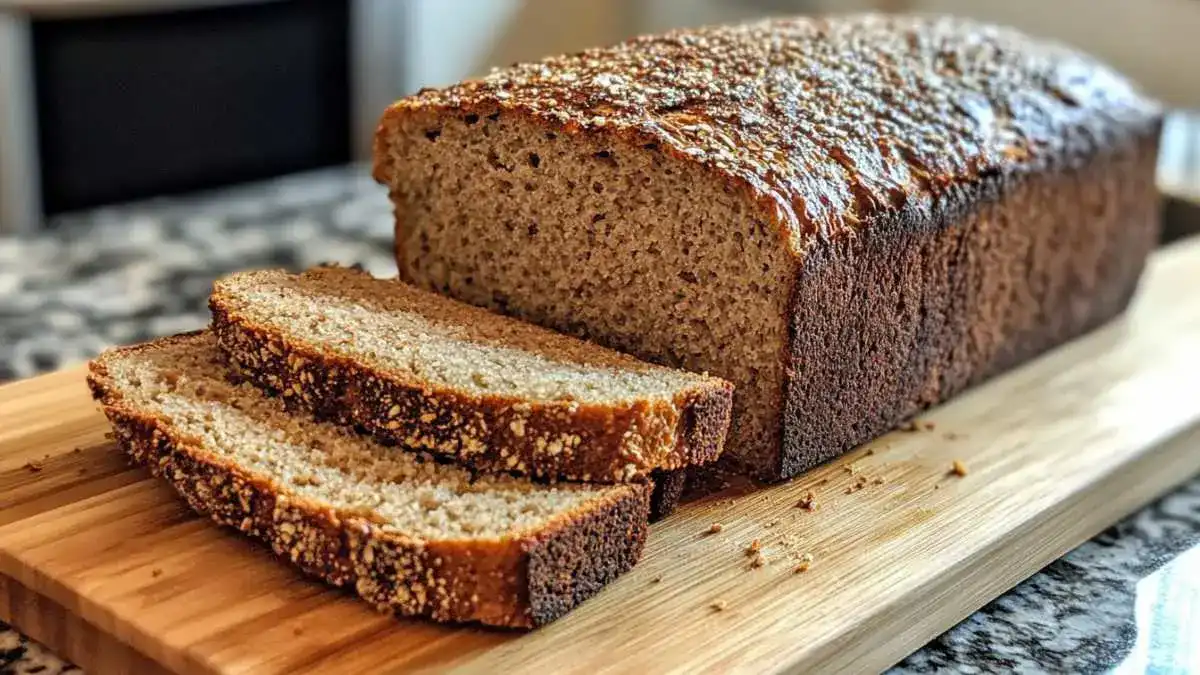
[2,238,1200,675]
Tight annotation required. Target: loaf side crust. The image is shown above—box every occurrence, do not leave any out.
[210,299,732,484]
[778,131,1162,477]
[87,338,652,629]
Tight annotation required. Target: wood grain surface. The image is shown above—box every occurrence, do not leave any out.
[3,238,1200,675]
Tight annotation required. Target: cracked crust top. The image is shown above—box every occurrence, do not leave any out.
[376,14,1160,253]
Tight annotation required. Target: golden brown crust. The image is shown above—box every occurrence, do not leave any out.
[87,337,652,629]
[209,291,732,485]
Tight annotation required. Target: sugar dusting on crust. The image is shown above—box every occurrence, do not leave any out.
[385,14,1159,250]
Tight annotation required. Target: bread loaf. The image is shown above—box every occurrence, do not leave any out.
[208,265,731,500]
[88,332,651,628]
[373,15,1162,480]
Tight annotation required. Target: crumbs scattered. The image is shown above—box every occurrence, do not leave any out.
[818,477,830,486]
[710,600,727,612]
[707,522,723,535]
[73,447,82,454]
[865,448,876,456]
[843,464,858,475]
[24,460,43,473]
[951,460,969,477]
[935,484,942,490]
[750,553,767,569]
[872,476,886,485]
[898,421,920,432]
[292,626,304,636]
[650,575,662,584]
[923,421,936,430]
[796,491,818,511]
[151,568,163,578]
[844,475,870,494]
[764,519,779,528]
[794,553,814,573]
[745,539,761,556]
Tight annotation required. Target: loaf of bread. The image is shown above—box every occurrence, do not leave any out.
[374,15,1163,480]
[87,332,651,628]
[209,266,731,494]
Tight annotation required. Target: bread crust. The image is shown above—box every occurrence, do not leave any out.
[778,132,1161,477]
[209,292,732,487]
[87,335,652,629]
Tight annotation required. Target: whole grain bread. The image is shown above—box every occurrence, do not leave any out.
[87,331,651,628]
[373,14,1163,480]
[209,266,732,494]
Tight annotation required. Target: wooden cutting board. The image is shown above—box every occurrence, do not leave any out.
[3,238,1200,675]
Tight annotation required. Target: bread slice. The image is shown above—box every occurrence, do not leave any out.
[209,265,733,488]
[87,331,651,628]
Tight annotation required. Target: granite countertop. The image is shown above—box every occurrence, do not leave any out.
[2,166,1198,675]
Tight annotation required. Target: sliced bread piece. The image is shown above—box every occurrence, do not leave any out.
[208,265,733,487]
[87,331,651,628]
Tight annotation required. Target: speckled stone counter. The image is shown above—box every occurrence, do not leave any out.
[2,166,1198,674]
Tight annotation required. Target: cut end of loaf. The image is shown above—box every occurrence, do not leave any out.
[376,107,794,480]
[88,331,652,628]
[211,266,733,483]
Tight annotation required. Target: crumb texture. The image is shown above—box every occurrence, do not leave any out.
[216,267,717,402]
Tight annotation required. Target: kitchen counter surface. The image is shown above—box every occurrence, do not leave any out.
[2,166,1198,675]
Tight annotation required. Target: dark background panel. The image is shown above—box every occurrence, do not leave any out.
[32,0,352,215]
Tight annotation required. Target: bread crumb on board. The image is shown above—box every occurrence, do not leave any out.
[711,600,728,612]
[749,553,767,569]
[293,626,304,636]
[707,522,723,535]
[151,568,163,578]
[794,553,815,573]
[898,420,920,432]
[923,421,936,430]
[650,575,663,584]
[796,491,818,511]
[745,539,761,556]
[24,460,43,473]
[951,459,969,477]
